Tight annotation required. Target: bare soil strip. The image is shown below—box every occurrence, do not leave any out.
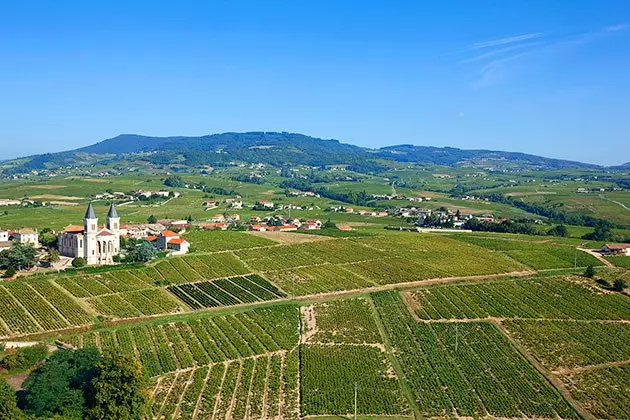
[553,359,630,375]
[246,230,333,244]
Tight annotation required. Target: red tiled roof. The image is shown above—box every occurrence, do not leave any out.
[63,225,84,233]
[97,230,114,237]
[169,238,186,245]
[604,243,630,250]
[145,235,158,242]
[161,230,178,237]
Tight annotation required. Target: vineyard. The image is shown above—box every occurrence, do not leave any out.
[561,365,630,419]
[0,280,92,336]
[303,298,382,344]
[372,290,580,419]
[58,305,300,377]
[183,229,277,252]
[504,320,630,370]
[167,274,286,309]
[153,254,250,284]
[607,255,630,267]
[148,351,299,419]
[300,344,407,416]
[452,235,603,269]
[409,275,630,321]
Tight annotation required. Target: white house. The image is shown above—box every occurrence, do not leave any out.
[14,228,39,246]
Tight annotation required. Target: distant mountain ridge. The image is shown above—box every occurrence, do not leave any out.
[1,132,615,172]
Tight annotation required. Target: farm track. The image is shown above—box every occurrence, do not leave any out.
[492,320,595,420]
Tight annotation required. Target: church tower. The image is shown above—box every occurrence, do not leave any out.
[106,203,120,254]
[83,202,98,265]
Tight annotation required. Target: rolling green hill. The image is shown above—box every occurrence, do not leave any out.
[1,131,611,173]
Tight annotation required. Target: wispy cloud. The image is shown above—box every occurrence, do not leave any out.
[462,23,628,89]
[468,33,542,50]
[605,23,628,32]
[461,41,544,64]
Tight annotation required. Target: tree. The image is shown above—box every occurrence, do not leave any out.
[547,224,568,237]
[147,215,157,224]
[126,241,155,263]
[163,175,185,188]
[582,224,612,241]
[584,265,595,278]
[72,257,86,268]
[3,267,15,278]
[0,377,23,419]
[186,215,193,222]
[46,249,60,264]
[39,232,58,247]
[0,243,37,270]
[22,348,102,418]
[87,350,146,420]
[613,278,628,292]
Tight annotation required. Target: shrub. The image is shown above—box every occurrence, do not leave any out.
[3,267,16,278]
[583,265,595,278]
[16,344,49,369]
[613,278,628,292]
[72,257,86,268]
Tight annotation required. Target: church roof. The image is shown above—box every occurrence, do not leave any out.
[84,203,97,219]
[107,203,119,218]
[97,229,114,237]
[63,225,84,233]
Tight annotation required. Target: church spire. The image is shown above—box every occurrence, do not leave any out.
[107,203,119,218]
[84,202,96,219]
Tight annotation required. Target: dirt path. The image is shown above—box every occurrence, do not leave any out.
[577,247,614,267]
[598,194,630,212]
[492,320,595,420]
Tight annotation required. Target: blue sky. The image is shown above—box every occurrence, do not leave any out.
[1,1,629,165]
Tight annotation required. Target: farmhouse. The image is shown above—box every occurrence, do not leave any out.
[601,243,630,256]
[58,203,120,265]
[156,230,190,255]
[14,228,39,246]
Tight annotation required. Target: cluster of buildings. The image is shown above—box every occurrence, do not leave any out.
[327,206,389,217]
[248,216,323,232]
[203,199,243,209]
[56,203,190,266]
[92,189,181,201]
[0,228,40,251]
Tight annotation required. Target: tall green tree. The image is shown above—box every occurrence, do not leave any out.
[126,241,155,263]
[0,243,37,270]
[0,377,23,420]
[87,350,146,420]
[147,215,157,224]
[22,348,101,418]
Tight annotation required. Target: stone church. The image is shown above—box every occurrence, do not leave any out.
[58,203,121,265]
